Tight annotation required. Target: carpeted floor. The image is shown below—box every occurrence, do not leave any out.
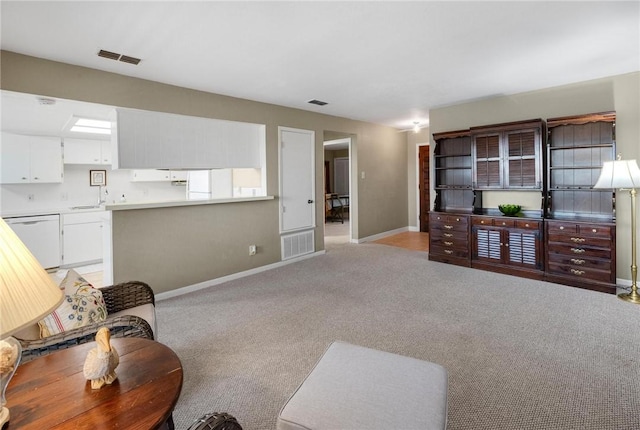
[156,241,640,430]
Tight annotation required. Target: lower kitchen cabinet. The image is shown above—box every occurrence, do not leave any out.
[471,216,544,279]
[545,220,616,293]
[429,212,470,267]
[62,212,103,266]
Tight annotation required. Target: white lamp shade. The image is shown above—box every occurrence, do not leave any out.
[0,218,64,338]
[593,159,640,190]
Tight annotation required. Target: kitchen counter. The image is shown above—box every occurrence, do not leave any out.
[1,205,106,218]
[105,195,274,211]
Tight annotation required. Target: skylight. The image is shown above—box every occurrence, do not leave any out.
[68,117,111,135]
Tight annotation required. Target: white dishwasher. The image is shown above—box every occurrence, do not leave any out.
[4,214,61,269]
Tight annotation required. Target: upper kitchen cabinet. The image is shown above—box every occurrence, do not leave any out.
[1,132,63,184]
[471,119,544,190]
[112,108,265,170]
[64,138,112,165]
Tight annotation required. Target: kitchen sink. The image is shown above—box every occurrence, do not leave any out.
[70,205,102,210]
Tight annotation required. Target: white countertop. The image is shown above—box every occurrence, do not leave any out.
[106,195,275,211]
[2,196,275,218]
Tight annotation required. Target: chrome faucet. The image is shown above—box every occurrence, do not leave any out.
[98,186,108,205]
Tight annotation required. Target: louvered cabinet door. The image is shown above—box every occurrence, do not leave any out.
[473,133,502,188]
[505,128,542,189]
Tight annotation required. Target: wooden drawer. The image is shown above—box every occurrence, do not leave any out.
[547,233,612,249]
[515,219,541,230]
[430,213,468,232]
[547,262,613,283]
[547,253,612,272]
[547,242,612,259]
[431,244,469,259]
[546,221,612,238]
[431,228,467,241]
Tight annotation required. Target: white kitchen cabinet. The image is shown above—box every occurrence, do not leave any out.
[1,133,63,184]
[64,138,112,165]
[130,169,187,182]
[5,214,61,269]
[113,108,264,170]
[62,212,103,266]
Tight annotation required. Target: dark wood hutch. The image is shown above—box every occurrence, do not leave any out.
[429,113,617,294]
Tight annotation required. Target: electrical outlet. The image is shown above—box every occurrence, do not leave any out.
[28,194,35,201]
[249,245,257,256]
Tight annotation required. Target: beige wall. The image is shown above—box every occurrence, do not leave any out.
[1,51,409,292]
[429,71,640,282]
[406,127,430,229]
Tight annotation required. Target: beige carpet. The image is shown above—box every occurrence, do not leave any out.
[156,242,640,430]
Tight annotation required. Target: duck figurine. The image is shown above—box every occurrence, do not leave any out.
[83,327,119,389]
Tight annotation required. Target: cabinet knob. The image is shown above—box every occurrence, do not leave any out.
[559,226,565,230]
[502,222,506,226]
[455,218,460,222]
[525,223,530,227]
[592,229,597,233]
[481,220,485,224]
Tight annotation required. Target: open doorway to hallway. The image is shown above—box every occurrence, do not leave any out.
[323,134,352,246]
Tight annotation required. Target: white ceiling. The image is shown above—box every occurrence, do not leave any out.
[1,1,638,130]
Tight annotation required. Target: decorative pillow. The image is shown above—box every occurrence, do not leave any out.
[38,269,107,338]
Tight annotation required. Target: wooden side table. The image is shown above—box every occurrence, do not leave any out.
[6,337,183,429]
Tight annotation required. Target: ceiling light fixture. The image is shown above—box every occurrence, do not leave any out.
[413,122,421,133]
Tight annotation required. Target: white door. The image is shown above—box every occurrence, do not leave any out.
[279,127,315,232]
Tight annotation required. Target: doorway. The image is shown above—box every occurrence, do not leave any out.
[323,137,352,245]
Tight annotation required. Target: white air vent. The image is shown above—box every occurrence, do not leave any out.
[281,230,314,260]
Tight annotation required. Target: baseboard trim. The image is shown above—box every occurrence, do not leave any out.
[408,226,420,232]
[156,250,327,301]
[356,226,410,244]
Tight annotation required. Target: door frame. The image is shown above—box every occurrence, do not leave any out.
[415,142,430,232]
[323,137,353,242]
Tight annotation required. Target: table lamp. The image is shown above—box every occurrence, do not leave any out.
[593,156,640,303]
[0,218,64,426]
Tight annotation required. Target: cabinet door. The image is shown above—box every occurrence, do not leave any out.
[101,141,112,164]
[131,169,171,182]
[63,221,103,265]
[64,138,102,164]
[473,133,502,188]
[170,170,188,181]
[474,227,503,262]
[505,128,541,188]
[506,229,540,268]
[0,133,31,183]
[30,136,63,183]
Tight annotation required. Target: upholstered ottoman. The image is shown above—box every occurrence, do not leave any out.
[277,341,448,430]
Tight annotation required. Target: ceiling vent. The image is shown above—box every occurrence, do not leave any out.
[308,99,328,106]
[98,49,141,65]
[37,97,56,106]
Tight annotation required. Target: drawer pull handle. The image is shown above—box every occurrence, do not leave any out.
[443,241,453,246]
[443,233,453,237]
[570,237,586,243]
[570,248,585,254]
[444,250,453,255]
[570,269,585,276]
[570,258,586,265]
[444,225,454,230]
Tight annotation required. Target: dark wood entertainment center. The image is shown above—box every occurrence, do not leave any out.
[430,112,617,293]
